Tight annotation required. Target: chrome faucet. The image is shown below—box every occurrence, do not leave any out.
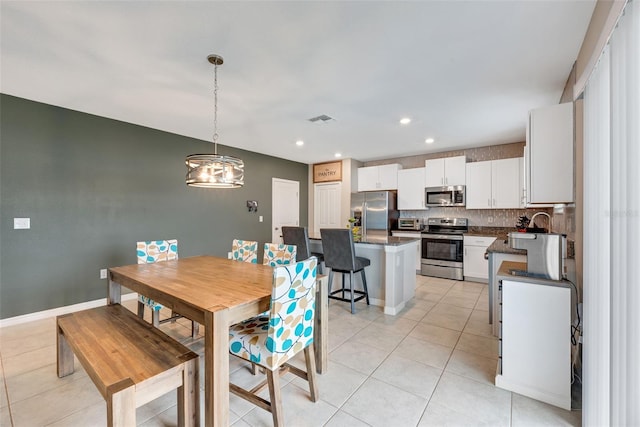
[529,212,551,232]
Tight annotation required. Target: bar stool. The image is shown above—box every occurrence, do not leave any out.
[282,226,325,273]
[320,228,370,314]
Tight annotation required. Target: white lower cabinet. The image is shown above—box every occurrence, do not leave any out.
[463,235,496,282]
[496,279,572,410]
[391,231,421,272]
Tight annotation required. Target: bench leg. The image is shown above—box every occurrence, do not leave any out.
[177,357,200,427]
[56,323,74,377]
[108,385,136,427]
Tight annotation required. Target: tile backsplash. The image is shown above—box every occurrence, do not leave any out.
[401,207,553,229]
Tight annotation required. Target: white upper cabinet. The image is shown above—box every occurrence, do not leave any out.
[466,158,522,209]
[425,156,466,187]
[466,161,493,209]
[357,163,402,191]
[526,102,574,204]
[397,167,426,210]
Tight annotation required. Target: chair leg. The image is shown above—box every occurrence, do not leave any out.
[152,310,160,328]
[361,269,370,305]
[191,321,199,339]
[137,301,145,319]
[304,346,319,402]
[349,271,356,314]
[327,270,334,302]
[341,273,346,300]
[266,369,284,427]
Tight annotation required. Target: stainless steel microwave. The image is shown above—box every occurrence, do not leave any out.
[425,185,466,207]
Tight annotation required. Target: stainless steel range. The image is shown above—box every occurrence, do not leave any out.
[421,218,468,280]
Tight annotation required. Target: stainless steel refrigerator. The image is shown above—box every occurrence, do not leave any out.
[350,191,398,239]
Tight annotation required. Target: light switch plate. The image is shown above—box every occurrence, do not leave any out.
[14,218,30,229]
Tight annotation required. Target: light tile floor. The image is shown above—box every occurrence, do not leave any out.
[0,275,582,426]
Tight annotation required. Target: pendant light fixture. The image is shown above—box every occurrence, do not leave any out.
[185,54,244,188]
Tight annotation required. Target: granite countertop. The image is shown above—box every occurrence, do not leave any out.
[486,238,527,255]
[465,226,514,239]
[309,235,419,247]
[464,226,526,255]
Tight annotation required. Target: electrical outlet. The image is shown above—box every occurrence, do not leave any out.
[100,269,107,279]
[227,252,232,259]
[487,216,494,223]
[13,218,30,229]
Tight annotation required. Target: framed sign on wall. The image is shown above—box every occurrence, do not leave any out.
[313,161,342,183]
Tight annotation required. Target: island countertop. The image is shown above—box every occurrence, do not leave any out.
[309,235,419,247]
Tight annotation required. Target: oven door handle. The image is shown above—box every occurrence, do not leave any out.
[422,234,463,241]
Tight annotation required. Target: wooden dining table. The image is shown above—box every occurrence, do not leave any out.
[107,255,328,427]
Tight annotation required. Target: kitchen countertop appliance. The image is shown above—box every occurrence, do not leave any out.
[397,218,423,231]
[421,217,468,280]
[508,232,567,280]
[351,191,399,239]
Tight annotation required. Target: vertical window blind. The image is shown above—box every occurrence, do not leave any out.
[583,1,639,425]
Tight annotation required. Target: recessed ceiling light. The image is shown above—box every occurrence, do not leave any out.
[295,140,304,146]
[400,117,411,125]
[334,153,342,158]
[425,138,435,144]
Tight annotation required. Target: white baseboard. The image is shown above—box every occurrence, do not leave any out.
[0,293,138,328]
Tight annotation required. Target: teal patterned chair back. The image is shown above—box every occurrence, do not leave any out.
[136,240,178,264]
[262,243,297,267]
[229,257,317,370]
[232,239,258,263]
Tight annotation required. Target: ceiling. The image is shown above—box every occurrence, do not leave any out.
[0,1,595,165]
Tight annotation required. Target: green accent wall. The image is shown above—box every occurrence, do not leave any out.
[0,95,308,319]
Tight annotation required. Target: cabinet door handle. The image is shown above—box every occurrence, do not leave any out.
[488,199,491,207]
[493,198,496,206]
[484,252,489,260]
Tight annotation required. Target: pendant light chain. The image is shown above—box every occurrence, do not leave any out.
[213,59,219,155]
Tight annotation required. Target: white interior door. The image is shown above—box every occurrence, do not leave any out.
[313,182,342,236]
[272,178,299,243]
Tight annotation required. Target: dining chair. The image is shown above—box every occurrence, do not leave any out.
[281,226,324,273]
[136,240,199,338]
[229,257,319,426]
[262,242,297,266]
[232,239,259,263]
[320,228,370,314]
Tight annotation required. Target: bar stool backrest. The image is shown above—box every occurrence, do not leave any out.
[320,228,356,272]
[282,226,312,260]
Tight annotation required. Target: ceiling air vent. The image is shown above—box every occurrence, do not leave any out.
[308,114,334,123]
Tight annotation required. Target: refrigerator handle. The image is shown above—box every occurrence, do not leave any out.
[362,202,367,237]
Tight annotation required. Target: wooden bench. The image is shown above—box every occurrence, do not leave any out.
[57,304,199,427]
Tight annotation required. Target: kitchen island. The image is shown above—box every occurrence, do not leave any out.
[486,238,527,335]
[309,235,419,315]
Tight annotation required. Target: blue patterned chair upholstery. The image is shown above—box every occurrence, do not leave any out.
[229,257,319,425]
[262,242,297,267]
[136,240,199,338]
[232,239,258,263]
